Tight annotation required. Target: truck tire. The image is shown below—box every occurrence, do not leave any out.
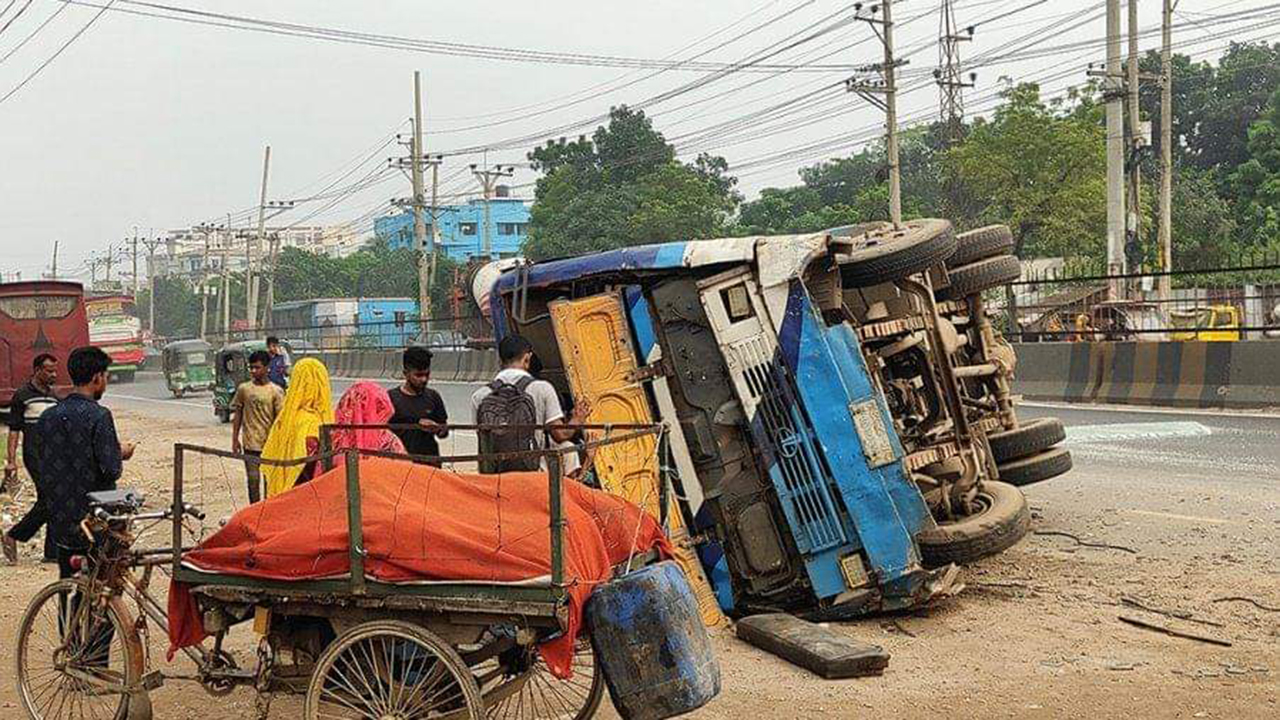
[937,254,1022,301]
[838,219,956,288]
[918,481,1030,568]
[997,447,1073,488]
[948,225,1015,268]
[987,417,1066,463]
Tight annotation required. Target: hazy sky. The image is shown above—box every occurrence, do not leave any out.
[0,0,1274,281]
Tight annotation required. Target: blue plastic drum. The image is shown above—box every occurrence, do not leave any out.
[585,561,721,720]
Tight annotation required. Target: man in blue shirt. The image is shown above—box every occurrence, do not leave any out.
[266,336,290,390]
[37,346,135,578]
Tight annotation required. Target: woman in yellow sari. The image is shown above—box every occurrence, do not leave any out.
[261,358,335,498]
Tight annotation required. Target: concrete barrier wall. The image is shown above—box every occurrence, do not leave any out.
[298,349,500,383]
[1011,340,1280,409]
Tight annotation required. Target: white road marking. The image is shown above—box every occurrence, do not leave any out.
[1123,509,1233,525]
[1063,421,1212,445]
[1019,400,1280,421]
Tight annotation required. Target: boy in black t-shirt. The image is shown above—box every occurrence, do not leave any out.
[388,346,449,466]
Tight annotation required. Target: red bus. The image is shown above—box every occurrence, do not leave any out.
[0,281,91,407]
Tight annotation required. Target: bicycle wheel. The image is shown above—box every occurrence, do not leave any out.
[16,579,143,720]
[305,619,485,720]
[483,637,604,720]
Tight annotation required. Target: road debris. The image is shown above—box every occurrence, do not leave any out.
[1034,530,1137,554]
[1118,614,1233,647]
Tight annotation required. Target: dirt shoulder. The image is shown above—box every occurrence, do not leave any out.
[0,410,1276,719]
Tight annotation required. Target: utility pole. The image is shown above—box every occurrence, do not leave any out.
[1126,0,1143,282]
[130,228,140,298]
[935,0,974,147]
[50,241,58,279]
[141,236,164,333]
[1105,0,1126,299]
[105,243,114,283]
[251,145,271,329]
[223,216,232,340]
[471,164,515,257]
[412,71,430,330]
[1158,0,1175,301]
[429,154,442,313]
[198,224,213,340]
[847,1,905,227]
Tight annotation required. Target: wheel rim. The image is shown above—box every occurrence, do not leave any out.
[17,581,133,720]
[937,491,993,527]
[310,624,479,720]
[482,638,601,720]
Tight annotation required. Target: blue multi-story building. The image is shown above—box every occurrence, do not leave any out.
[375,193,530,262]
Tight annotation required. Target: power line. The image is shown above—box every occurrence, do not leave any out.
[0,0,114,106]
[59,0,860,72]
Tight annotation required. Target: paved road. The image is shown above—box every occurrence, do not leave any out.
[109,373,1280,486]
[1018,401,1280,486]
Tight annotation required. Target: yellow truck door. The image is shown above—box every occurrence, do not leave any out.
[550,292,726,627]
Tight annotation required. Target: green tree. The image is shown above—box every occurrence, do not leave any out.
[138,276,201,339]
[944,83,1108,259]
[273,239,457,318]
[524,106,738,260]
[1229,87,1280,245]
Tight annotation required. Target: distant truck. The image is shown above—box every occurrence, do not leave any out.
[85,294,145,383]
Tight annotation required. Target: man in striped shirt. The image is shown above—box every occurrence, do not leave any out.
[3,354,61,564]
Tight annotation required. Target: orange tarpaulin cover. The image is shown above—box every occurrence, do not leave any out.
[167,456,672,677]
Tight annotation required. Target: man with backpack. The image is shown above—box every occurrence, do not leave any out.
[471,335,589,474]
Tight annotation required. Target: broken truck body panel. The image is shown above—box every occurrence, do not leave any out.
[489,233,948,616]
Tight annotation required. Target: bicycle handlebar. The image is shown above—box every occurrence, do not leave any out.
[91,502,205,524]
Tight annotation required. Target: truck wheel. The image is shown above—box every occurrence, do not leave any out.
[948,225,1015,267]
[918,481,1030,568]
[997,447,1073,487]
[986,417,1066,463]
[838,219,956,288]
[937,254,1022,301]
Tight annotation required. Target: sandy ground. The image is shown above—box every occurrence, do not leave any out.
[0,409,1276,719]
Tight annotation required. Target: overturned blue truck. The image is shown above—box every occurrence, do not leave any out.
[482,220,1072,620]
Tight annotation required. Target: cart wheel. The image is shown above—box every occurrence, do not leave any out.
[16,579,144,720]
[481,636,604,720]
[305,619,484,720]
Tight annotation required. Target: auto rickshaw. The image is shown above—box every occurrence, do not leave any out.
[212,340,287,423]
[1170,305,1242,341]
[161,339,214,398]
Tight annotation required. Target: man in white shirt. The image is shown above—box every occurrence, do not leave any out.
[471,335,589,473]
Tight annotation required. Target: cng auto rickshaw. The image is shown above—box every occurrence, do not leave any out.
[212,340,289,423]
[161,339,214,398]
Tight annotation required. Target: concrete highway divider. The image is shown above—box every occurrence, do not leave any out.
[303,349,499,383]
[1011,340,1280,410]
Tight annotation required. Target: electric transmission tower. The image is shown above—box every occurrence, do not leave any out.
[934,0,974,146]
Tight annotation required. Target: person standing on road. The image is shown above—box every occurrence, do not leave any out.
[2,354,61,564]
[37,347,135,579]
[334,382,405,455]
[261,358,334,498]
[230,350,284,504]
[388,347,449,466]
[266,336,290,390]
[471,335,589,474]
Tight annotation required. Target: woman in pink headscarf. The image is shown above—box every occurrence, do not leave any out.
[331,382,406,455]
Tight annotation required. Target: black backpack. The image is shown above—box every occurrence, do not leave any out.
[477,376,541,473]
